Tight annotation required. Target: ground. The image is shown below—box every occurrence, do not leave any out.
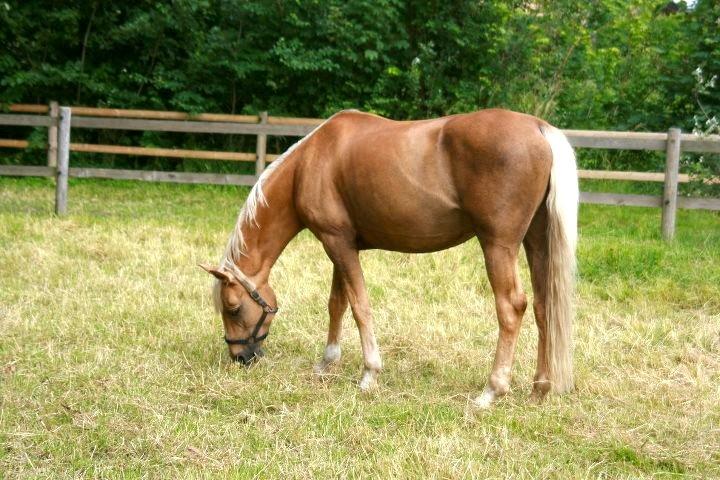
[1,177,718,479]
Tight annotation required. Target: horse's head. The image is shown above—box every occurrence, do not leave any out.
[200,263,278,364]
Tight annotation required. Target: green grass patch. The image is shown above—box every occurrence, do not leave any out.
[1,176,718,478]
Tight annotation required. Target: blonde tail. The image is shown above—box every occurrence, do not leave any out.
[541,126,578,393]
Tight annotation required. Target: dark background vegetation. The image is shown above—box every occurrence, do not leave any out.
[0,0,718,185]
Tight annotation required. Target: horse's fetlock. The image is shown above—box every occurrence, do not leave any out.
[359,368,379,391]
[532,373,551,394]
[365,354,382,373]
[489,368,511,396]
[491,379,510,397]
[323,343,341,363]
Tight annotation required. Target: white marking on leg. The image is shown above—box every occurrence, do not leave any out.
[323,343,341,363]
[313,343,342,376]
[365,348,382,372]
[494,366,511,394]
[358,346,381,391]
[473,367,512,409]
[359,369,379,391]
[472,387,496,409]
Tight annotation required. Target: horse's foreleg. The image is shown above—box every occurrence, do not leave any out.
[320,236,382,390]
[314,265,348,375]
[474,242,527,408]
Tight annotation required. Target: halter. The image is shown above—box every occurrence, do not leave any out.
[224,289,278,346]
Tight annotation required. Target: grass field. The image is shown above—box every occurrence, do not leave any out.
[1,176,719,479]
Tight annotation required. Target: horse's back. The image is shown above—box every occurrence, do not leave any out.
[295,109,553,251]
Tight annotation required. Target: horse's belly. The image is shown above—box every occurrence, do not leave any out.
[341,158,473,252]
[352,206,474,253]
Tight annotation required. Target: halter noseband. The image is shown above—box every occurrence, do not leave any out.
[224,289,278,346]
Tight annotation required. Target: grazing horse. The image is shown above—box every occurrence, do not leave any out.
[201,108,578,407]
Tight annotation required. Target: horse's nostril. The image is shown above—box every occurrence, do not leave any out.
[231,348,263,365]
[232,353,248,364]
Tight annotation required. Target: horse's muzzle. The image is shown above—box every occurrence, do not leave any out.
[231,346,265,365]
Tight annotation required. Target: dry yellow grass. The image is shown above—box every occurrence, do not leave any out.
[1,177,718,478]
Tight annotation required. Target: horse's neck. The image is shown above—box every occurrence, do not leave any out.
[236,163,301,285]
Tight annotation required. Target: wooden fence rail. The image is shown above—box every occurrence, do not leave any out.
[1,103,719,240]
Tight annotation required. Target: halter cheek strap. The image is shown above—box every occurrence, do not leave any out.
[224,289,278,346]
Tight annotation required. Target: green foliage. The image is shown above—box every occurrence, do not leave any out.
[689,0,720,133]
[0,0,717,181]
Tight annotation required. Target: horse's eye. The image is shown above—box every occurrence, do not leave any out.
[227,306,241,316]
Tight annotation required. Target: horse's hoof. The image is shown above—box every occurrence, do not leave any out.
[471,387,497,409]
[529,389,548,404]
[358,369,379,391]
[313,360,337,377]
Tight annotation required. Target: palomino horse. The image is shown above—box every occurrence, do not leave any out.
[201,108,578,407]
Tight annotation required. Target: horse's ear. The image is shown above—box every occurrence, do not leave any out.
[199,263,232,283]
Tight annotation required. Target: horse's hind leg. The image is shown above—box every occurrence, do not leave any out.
[474,241,527,408]
[314,265,348,375]
[523,204,551,400]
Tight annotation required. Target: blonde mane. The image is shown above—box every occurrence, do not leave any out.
[222,117,332,266]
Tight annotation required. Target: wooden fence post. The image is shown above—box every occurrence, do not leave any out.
[47,101,59,168]
[255,111,268,180]
[661,127,681,240]
[55,106,71,215]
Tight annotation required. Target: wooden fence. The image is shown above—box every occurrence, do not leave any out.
[1,103,719,240]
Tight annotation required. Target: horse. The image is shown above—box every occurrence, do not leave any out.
[200,108,578,407]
